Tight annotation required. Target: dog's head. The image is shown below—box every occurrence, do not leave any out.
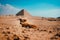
[19,18,27,22]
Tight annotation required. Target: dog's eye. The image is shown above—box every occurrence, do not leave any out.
[24,20,26,22]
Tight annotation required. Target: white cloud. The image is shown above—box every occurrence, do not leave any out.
[29,3,60,18]
[31,9,60,17]
[0,3,60,18]
[0,4,20,15]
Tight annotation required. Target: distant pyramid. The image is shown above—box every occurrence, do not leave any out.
[16,9,31,17]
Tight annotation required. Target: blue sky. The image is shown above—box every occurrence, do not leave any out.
[0,0,60,18]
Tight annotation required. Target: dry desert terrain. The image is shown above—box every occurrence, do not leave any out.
[0,9,60,40]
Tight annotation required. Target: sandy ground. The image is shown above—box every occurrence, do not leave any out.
[0,15,60,40]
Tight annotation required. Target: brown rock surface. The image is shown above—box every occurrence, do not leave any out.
[0,9,60,40]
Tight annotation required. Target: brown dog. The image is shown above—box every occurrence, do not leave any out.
[19,18,37,29]
[20,22,36,28]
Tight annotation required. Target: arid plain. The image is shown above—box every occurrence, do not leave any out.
[0,9,60,40]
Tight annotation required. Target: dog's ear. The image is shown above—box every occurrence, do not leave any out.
[20,19,22,21]
[23,19,27,22]
[18,19,22,22]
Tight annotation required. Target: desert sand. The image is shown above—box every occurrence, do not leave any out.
[0,9,60,40]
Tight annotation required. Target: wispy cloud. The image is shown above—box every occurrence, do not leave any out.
[0,3,60,18]
[31,9,60,18]
[29,3,60,18]
[0,4,20,15]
